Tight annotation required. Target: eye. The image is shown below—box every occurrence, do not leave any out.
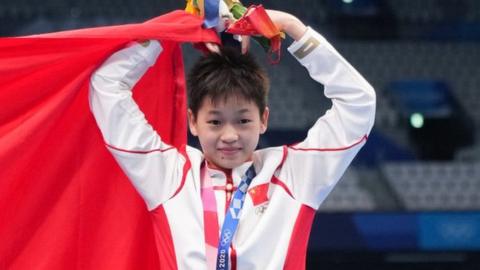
[207,120,221,126]
[239,119,252,124]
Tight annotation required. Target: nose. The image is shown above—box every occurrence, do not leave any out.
[220,124,239,143]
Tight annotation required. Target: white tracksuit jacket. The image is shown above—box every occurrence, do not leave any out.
[89,27,376,270]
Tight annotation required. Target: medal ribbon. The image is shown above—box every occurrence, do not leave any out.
[216,165,256,270]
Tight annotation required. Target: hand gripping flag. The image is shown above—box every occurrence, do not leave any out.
[226,5,283,63]
[186,1,283,63]
[0,11,218,270]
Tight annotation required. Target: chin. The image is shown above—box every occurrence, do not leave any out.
[207,152,252,170]
[216,158,245,170]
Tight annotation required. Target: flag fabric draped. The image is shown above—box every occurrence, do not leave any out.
[0,11,219,270]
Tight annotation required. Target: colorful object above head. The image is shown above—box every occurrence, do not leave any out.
[185,0,204,16]
[226,5,283,64]
[185,0,220,28]
[185,0,284,64]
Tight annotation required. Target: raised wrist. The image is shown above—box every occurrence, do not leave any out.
[281,15,307,41]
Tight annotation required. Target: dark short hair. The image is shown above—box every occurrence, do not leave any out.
[187,46,269,118]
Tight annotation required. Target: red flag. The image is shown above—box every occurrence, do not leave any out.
[0,11,219,270]
[248,183,269,206]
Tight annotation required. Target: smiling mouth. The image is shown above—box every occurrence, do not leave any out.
[218,148,241,155]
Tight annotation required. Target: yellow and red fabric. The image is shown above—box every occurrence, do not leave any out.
[226,5,283,63]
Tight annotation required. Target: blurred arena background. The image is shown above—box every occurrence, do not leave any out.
[2,0,479,269]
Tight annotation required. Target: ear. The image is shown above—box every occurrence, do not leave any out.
[260,107,269,134]
[187,109,199,136]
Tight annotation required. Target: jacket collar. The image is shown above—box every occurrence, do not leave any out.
[204,160,253,187]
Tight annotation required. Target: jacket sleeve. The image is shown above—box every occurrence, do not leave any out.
[89,41,186,210]
[277,27,376,209]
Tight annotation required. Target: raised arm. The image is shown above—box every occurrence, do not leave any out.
[270,11,376,208]
[89,41,186,210]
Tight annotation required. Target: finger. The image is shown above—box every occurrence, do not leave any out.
[241,35,250,54]
[205,42,220,54]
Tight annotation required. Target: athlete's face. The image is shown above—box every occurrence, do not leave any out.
[188,96,269,169]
